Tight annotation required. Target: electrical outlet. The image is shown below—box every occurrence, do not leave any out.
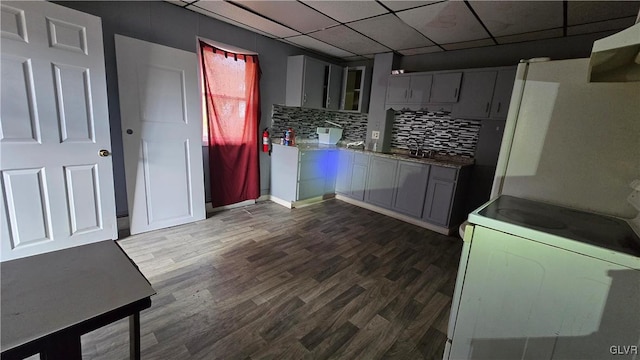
[371,131,380,140]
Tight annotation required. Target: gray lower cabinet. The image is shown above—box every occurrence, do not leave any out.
[365,156,398,208]
[350,154,370,201]
[422,178,455,226]
[336,150,370,201]
[271,145,336,203]
[422,165,469,227]
[335,150,354,195]
[298,150,336,200]
[392,161,430,217]
[334,150,469,230]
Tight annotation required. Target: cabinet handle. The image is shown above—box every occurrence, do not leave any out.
[327,97,330,106]
[485,102,490,113]
[409,89,413,98]
[404,89,407,98]
[454,88,458,98]
[303,93,307,103]
[497,102,501,113]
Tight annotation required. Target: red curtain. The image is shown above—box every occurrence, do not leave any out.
[200,41,260,207]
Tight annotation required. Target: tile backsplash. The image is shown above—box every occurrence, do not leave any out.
[271,105,481,157]
[391,110,481,157]
[271,105,368,142]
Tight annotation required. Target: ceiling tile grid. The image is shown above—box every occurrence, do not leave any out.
[170,0,640,60]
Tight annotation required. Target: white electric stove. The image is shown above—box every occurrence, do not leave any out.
[444,195,640,360]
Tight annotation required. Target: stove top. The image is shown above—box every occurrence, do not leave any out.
[478,196,640,258]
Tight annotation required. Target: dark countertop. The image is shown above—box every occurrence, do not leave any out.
[280,142,474,169]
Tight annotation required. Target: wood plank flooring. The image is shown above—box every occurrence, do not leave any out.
[77,199,463,359]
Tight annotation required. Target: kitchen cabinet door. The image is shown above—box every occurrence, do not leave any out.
[386,76,411,104]
[430,72,462,103]
[326,64,343,110]
[423,178,455,226]
[392,161,430,218]
[451,71,497,119]
[323,150,338,194]
[365,157,398,208]
[335,150,354,195]
[489,68,516,120]
[298,178,325,200]
[407,74,433,104]
[302,57,325,108]
[350,163,369,201]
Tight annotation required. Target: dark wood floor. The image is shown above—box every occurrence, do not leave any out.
[77,199,463,359]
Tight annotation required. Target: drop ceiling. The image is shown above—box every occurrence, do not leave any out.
[169,0,640,61]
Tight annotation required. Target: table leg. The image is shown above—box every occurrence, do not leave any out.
[40,335,82,360]
[129,312,141,360]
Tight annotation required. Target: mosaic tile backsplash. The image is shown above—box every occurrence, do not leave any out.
[271,105,481,157]
[391,110,481,158]
[271,105,368,142]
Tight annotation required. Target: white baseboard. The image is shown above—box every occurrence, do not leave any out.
[270,194,336,209]
[206,199,257,213]
[335,194,453,236]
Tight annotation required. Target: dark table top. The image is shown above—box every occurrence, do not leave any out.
[1,240,155,352]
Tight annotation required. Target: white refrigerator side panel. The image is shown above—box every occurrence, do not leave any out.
[494,58,640,218]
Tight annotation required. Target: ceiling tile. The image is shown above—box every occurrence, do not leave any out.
[302,1,388,23]
[495,28,563,44]
[567,1,640,26]
[192,2,300,38]
[567,16,637,36]
[344,55,368,61]
[469,1,563,37]
[397,1,489,44]
[233,1,338,33]
[441,38,494,51]
[379,1,441,12]
[308,25,390,55]
[398,46,442,56]
[349,14,433,50]
[284,35,355,58]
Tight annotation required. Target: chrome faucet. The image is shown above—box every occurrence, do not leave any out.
[408,138,422,157]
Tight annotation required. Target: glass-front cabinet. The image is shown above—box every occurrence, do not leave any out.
[342,66,365,112]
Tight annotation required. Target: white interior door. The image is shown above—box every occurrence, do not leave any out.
[115,35,205,235]
[0,1,117,261]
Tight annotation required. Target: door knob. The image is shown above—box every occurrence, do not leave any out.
[126,129,133,134]
[99,149,111,157]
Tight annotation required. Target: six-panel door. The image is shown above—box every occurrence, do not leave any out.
[0,1,117,261]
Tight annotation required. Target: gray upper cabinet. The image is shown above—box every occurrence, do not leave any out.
[286,55,341,109]
[490,68,517,120]
[386,74,432,106]
[429,72,462,103]
[451,71,498,120]
[386,76,411,104]
[392,161,430,218]
[326,64,343,110]
[365,156,398,208]
[407,74,433,104]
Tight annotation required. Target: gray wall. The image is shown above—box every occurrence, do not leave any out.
[55,1,340,216]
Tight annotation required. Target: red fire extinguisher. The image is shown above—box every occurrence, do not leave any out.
[262,128,270,153]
